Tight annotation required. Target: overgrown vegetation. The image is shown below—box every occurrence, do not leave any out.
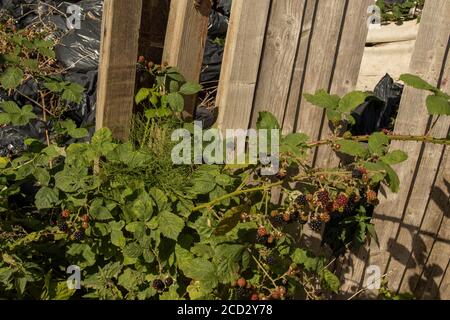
[376,0,425,24]
[1,18,449,300]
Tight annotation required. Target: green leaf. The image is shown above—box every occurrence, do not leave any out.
[214,205,249,236]
[322,269,340,293]
[381,150,408,165]
[426,95,450,115]
[0,67,23,89]
[304,90,340,109]
[326,109,342,122]
[176,245,218,289]
[62,83,84,104]
[291,249,322,272]
[167,92,185,112]
[111,230,126,248]
[399,74,437,92]
[214,244,245,283]
[256,111,280,130]
[179,82,203,95]
[43,81,63,93]
[118,269,144,292]
[33,167,50,186]
[368,132,389,156]
[158,211,185,240]
[35,187,59,210]
[90,206,114,221]
[282,133,309,146]
[338,91,367,113]
[123,242,143,259]
[0,101,36,126]
[191,172,217,194]
[335,140,368,157]
[135,88,150,105]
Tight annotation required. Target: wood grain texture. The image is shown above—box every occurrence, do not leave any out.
[163,0,210,115]
[250,0,307,127]
[314,0,372,169]
[282,0,318,135]
[341,0,450,297]
[96,0,143,140]
[295,0,346,139]
[216,0,271,130]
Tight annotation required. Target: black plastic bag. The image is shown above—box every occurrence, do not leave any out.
[351,74,403,135]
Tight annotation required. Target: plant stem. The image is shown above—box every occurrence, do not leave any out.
[308,134,450,148]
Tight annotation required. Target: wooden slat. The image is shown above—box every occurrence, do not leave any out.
[216,0,271,130]
[282,0,318,135]
[250,0,307,127]
[96,0,143,140]
[342,0,450,297]
[314,0,372,168]
[412,148,450,299]
[397,52,450,295]
[294,0,347,139]
[162,0,210,116]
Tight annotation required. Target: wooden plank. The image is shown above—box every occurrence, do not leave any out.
[344,0,450,297]
[413,148,450,299]
[216,0,271,130]
[396,49,450,295]
[294,0,347,139]
[314,0,372,169]
[282,0,318,135]
[162,0,210,116]
[96,0,143,140]
[250,0,307,127]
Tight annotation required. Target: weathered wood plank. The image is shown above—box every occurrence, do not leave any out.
[250,0,307,127]
[314,0,372,169]
[345,0,450,297]
[295,0,346,139]
[216,0,271,130]
[282,0,318,135]
[162,0,210,116]
[96,0,143,140]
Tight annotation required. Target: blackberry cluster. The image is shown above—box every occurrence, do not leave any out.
[58,222,68,232]
[73,230,84,241]
[152,279,165,291]
[316,190,329,205]
[335,194,349,208]
[309,219,323,232]
[295,194,308,206]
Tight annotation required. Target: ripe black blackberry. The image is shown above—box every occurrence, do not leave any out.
[164,277,174,287]
[273,215,284,224]
[352,169,363,179]
[73,230,84,241]
[309,219,323,232]
[58,221,68,232]
[152,279,165,291]
[291,211,299,221]
[295,194,308,206]
[236,287,249,299]
[316,189,329,205]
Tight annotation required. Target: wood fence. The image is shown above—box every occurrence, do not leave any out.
[95,0,450,299]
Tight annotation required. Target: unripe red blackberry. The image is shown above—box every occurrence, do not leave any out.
[270,210,278,218]
[251,293,259,300]
[61,209,70,219]
[237,278,247,288]
[267,235,275,245]
[80,214,90,222]
[335,193,349,208]
[138,55,145,63]
[282,212,291,222]
[257,226,267,237]
[319,212,331,223]
[82,221,89,230]
[366,190,379,204]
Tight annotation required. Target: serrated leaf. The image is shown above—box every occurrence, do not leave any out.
[335,140,368,157]
[304,90,340,109]
[368,132,389,156]
[426,95,450,115]
[338,91,367,113]
[123,242,143,259]
[399,74,437,92]
[35,187,59,210]
[179,82,202,95]
[214,205,250,236]
[135,88,150,104]
[167,92,184,112]
[0,67,23,89]
[381,150,408,165]
[33,167,50,186]
[282,133,309,146]
[322,269,340,293]
[90,206,113,221]
[111,230,126,248]
[62,83,84,103]
[256,111,280,130]
[158,211,184,240]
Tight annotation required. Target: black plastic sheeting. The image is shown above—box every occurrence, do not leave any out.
[351,74,404,135]
[0,0,101,156]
